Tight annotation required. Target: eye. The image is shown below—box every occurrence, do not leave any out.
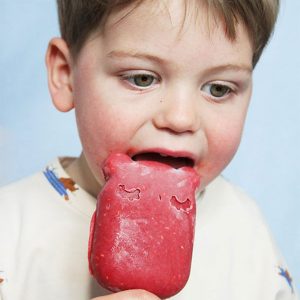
[202,83,233,100]
[122,73,159,89]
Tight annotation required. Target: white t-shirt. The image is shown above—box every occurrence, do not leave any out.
[0,157,297,300]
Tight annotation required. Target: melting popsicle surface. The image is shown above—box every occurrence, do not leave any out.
[88,153,200,298]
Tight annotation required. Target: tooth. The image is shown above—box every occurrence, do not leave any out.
[160,153,168,157]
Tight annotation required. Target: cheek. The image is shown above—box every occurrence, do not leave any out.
[76,104,128,152]
[74,77,123,147]
[197,115,246,188]
[73,85,143,183]
[209,126,242,166]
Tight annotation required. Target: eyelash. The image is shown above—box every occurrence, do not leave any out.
[119,72,236,101]
[201,82,235,101]
[120,72,160,90]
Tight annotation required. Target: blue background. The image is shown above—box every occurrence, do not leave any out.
[0,0,299,292]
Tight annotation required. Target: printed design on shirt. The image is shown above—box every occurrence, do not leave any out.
[43,167,78,200]
[278,266,294,294]
[0,270,5,284]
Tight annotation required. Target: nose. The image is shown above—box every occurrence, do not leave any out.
[153,88,201,134]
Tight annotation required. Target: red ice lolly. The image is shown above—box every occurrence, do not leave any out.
[88,153,200,298]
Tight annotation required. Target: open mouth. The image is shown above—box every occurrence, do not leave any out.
[132,152,194,169]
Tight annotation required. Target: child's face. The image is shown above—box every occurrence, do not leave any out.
[68,1,253,192]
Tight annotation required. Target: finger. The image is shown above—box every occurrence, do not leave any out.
[91,289,161,300]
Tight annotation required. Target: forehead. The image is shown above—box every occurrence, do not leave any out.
[99,1,251,53]
[99,0,253,54]
[78,0,253,73]
[104,0,223,37]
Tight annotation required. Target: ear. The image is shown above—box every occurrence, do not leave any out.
[45,38,74,112]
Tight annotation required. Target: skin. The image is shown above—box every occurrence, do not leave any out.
[46,0,253,298]
[91,290,161,300]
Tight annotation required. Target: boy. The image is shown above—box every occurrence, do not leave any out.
[0,0,298,299]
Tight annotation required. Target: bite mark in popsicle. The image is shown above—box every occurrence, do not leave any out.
[88,153,200,298]
[117,185,140,201]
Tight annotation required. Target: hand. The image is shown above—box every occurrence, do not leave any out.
[91,289,162,300]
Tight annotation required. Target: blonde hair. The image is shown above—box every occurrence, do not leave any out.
[57,0,279,66]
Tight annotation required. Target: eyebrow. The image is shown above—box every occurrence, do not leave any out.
[107,50,165,64]
[207,63,253,74]
[107,50,252,74]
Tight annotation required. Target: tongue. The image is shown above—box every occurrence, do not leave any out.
[132,153,193,169]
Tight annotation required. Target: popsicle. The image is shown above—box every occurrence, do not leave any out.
[88,153,200,298]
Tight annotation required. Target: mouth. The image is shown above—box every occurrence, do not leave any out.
[132,152,195,169]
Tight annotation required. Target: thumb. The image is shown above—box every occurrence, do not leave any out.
[91,289,161,300]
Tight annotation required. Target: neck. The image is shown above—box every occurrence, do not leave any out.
[64,152,101,198]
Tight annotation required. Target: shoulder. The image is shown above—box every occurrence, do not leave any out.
[0,170,58,215]
[200,175,280,254]
[0,171,48,199]
[0,172,52,244]
[0,158,75,239]
[0,172,51,282]
[201,175,271,230]
[0,157,78,212]
[0,172,46,213]
[192,176,298,298]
